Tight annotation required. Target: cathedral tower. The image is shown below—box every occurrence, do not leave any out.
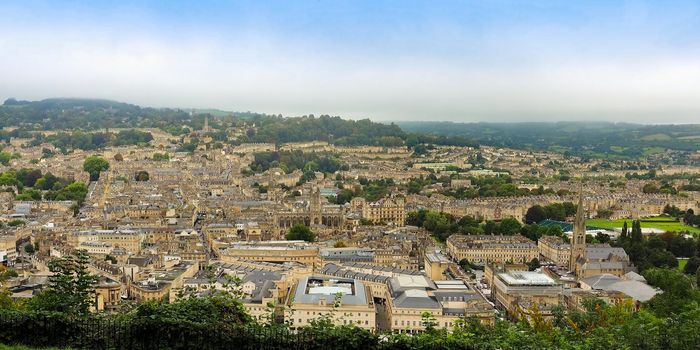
[310,187,322,225]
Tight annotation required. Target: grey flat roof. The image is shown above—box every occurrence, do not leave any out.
[293,276,369,306]
[393,289,440,309]
[581,274,660,302]
[586,247,629,261]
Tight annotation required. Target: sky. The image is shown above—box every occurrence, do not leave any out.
[1,0,700,123]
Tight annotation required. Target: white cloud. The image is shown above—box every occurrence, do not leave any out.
[1,8,700,123]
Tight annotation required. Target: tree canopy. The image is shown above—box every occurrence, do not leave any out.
[83,156,110,181]
[285,224,315,242]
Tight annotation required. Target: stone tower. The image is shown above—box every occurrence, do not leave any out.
[309,187,322,226]
[569,187,587,273]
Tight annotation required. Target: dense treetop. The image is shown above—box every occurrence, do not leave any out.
[399,121,700,161]
[0,98,475,149]
[0,98,190,131]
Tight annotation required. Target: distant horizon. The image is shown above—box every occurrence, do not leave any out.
[3,95,699,126]
[2,1,700,123]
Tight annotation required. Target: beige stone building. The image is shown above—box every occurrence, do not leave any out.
[538,236,570,267]
[217,240,319,267]
[183,261,293,322]
[424,251,454,281]
[351,196,406,226]
[483,263,528,290]
[374,249,418,271]
[93,276,122,312]
[569,195,636,278]
[0,234,18,264]
[274,188,345,235]
[446,235,538,265]
[69,229,145,254]
[285,276,376,331]
[129,261,198,302]
[385,276,494,333]
[318,264,494,332]
[78,241,115,255]
[493,270,563,320]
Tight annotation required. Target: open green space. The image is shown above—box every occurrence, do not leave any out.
[610,145,626,153]
[586,216,700,234]
[640,133,672,141]
[678,258,688,271]
[642,146,667,156]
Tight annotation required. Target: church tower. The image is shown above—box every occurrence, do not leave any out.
[569,187,587,273]
[309,187,322,226]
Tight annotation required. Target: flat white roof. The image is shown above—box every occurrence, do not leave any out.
[435,280,469,289]
[396,275,431,288]
[308,286,352,295]
[404,289,430,298]
[498,271,557,286]
[435,280,466,285]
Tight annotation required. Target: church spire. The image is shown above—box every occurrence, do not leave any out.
[574,186,585,234]
[569,183,587,273]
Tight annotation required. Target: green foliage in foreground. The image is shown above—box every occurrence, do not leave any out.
[1,300,700,350]
[0,345,67,350]
[2,252,700,350]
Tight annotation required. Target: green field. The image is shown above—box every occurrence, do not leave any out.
[679,258,688,271]
[642,146,666,156]
[586,216,700,235]
[640,133,672,141]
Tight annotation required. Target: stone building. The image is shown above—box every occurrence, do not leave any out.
[538,236,570,267]
[285,276,376,331]
[445,235,538,265]
[274,188,345,235]
[351,196,406,226]
[217,240,320,268]
[493,270,563,320]
[569,194,636,278]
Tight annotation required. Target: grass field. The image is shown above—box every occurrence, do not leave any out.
[586,216,700,235]
[679,258,688,271]
[642,146,666,156]
[640,133,672,141]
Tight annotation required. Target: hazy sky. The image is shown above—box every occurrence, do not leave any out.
[2,0,700,122]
